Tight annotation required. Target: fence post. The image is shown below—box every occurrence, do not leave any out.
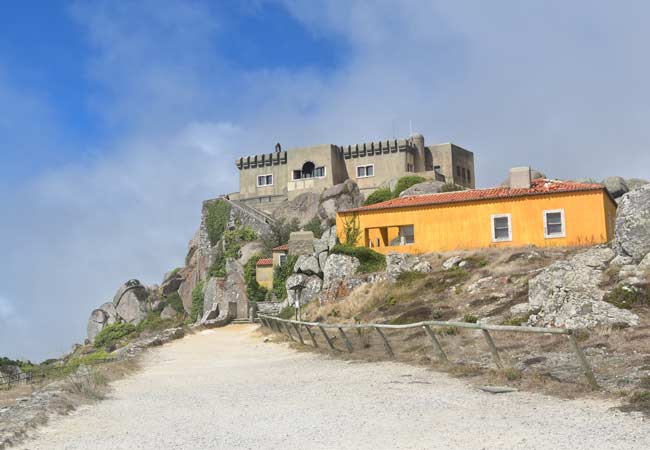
[422,325,449,363]
[374,326,394,358]
[319,326,336,350]
[481,329,504,369]
[283,322,296,341]
[338,327,353,353]
[567,333,599,389]
[292,323,305,345]
[304,325,319,348]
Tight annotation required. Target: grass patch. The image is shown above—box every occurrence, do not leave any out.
[396,270,427,285]
[501,315,530,326]
[190,280,205,323]
[136,312,180,333]
[94,323,136,349]
[603,285,650,309]
[273,255,298,300]
[462,314,479,323]
[330,244,386,273]
[165,291,185,314]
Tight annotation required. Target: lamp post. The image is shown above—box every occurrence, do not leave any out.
[288,283,304,322]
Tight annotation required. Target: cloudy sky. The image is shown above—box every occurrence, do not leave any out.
[1,0,649,360]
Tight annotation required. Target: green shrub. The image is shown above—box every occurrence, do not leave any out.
[279,305,296,320]
[501,316,529,326]
[94,323,136,349]
[165,292,185,314]
[136,312,180,333]
[364,188,394,205]
[462,314,479,323]
[205,200,231,246]
[330,244,386,273]
[393,176,426,197]
[244,256,269,303]
[604,285,649,309]
[64,350,113,374]
[440,183,465,193]
[190,281,205,322]
[303,216,323,238]
[273,255,298,300]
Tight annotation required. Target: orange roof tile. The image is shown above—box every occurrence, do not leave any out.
[343,179,609,213]
[256,258,273,266]
[272,244,289,251]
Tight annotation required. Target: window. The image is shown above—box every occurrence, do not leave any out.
[461,167,466,181]
[433,165,441,174]
[544,209,566,238]
[257,174,273,186]
[313,166,325,177]
[467,169,471,182]
[399,225,415,245]
[376,238,381,247]
[491,214,512,242]
[279,254,287,266]
[406,163,414,172]
[456,166,461,177]
[357,164,374,178]
[293,163,325,179]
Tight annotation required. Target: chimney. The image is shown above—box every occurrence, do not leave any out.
[275,142,282,153]
[509,167,532,189]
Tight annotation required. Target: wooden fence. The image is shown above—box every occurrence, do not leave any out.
[257,314,599,389]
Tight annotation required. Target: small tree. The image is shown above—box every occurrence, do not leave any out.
[244,256,268,303]
[341,214,361,245]
[272,255,298,300]
[303,216,323,238]
[260,217,300,253]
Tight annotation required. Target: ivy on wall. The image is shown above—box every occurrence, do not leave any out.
[205,200,231,246]
[272,255,298,300]
[243,255,268,303]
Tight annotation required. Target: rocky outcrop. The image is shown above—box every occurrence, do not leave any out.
[294,255,321,276]
[602,176,629,198]
[238,241,264,266]
[113,280,150,324]
[528,247,639,328]
[160,305,178,320]
[398,181,446,197]
[614,184,650,262]
[318,180,363,224]
[322,254,360,290]
[161,271,183,296]
[86,309,108,343]
[286,273,322,306]
[272,192,321,227]
[386,253,432,281]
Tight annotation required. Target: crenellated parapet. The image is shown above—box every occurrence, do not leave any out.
[337,138,411,159]
[236,151,287,170]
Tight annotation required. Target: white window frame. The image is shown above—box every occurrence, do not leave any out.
[257,174,273,187]
[399,225,415,245]
[356,164,375,178]
[279,254,287,266]
[543,209,566,239]
[491,214,512,242]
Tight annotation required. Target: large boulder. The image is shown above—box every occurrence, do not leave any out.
[273,192,321,227]
[386,253,432,281]
[322,254,360,291]
[528,247,639,328]
[398,181,446,198]
[286,273,322,306]
[238,241,265,266]
[626,178,649,191]
[160,305,178,320]
[614,183,650,262]
[294,255,321,276]
[161,271,183,296]
[224,259,250,319]
[203,277,225,317]
[113,280,150,324]
[602,176,629,198]
[319,225,338,251]
[318,180,363,223]
[87,309,108,343]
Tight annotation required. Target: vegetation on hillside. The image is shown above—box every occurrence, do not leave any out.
[205,199,231,246]
[244,255,269,302]
[208,225,257,278]
[303,216,323,238]
[190,280,205,322]
[364,188,393,206]
[165,292,185,314]
[330,244,386,273]
[94,323,137,349]
[273,255,298,300]
[363,176,467,206]
[260,217,300,254]
[393,175,427,197]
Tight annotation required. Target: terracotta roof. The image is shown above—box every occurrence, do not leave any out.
[272,244,289,251]
[256,258,273,266]
[343,179,608,213]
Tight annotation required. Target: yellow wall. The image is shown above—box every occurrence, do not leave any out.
[337,190,615,255]
[256,266,274,289]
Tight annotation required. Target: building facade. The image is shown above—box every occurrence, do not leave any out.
[232,134,475,214]
[336,172,617,255]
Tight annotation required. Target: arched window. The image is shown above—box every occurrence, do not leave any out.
[302,161,315,178]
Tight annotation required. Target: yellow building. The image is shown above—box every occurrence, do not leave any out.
[255,245,290,289]
[336,175,617,255]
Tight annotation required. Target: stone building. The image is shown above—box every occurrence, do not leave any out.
[231,133,475,214]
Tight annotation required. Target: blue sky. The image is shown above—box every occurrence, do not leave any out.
[2,0,650,360]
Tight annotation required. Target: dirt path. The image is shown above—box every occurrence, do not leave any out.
[14,325,649,450]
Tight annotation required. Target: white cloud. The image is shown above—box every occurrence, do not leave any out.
[2,0,650,360]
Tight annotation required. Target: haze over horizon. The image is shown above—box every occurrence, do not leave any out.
[2,0,650,360]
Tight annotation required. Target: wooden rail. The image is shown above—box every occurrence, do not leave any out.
[258,314,599,389]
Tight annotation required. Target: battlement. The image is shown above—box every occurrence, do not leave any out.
[337,138,411,159]
[236,151,287,170]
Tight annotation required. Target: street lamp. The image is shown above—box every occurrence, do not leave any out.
[288,283,305,322]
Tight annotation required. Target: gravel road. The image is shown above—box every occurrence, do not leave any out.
[15,325,649,450]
